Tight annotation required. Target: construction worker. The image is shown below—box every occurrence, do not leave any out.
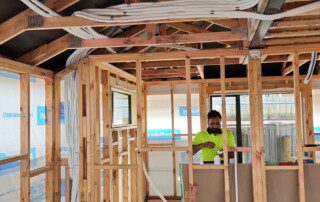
[192,110,235,163]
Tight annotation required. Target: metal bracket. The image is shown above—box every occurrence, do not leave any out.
[69,36,82,48]
[28,15,44,28]
[249,50,261,59]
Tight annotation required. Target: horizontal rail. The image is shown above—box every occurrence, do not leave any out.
[0,154,27,166]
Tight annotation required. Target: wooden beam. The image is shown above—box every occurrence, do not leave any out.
[0,57,53,79]
[116,58,240,69]
[264,36,320,46]
[13,15,242,31]
[20,73,30,202]
[272,18,320,29]
[90,48,248,63]
[80,32,245,49]
[293,52,306,202]
[0,0,79,45]
[166,22,211,34]
[267,29,320,38]
[282,60,308,76]
[0,154,27,166]
[248,51,267,202]
[18,25,146,66]
[30,165,53,178]
[141,67,198,75]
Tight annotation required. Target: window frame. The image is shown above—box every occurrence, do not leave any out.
[112,91,132,127]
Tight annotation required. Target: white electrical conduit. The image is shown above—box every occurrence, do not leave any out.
[21,0,320,67]
[304,52,317,84]
[142,161,168,202]
[73,1,320,22]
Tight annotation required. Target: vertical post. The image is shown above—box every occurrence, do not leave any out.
[293,52,306,202]
[136,59,144,201]
[53,77,61,201]
[170,84,177,196]
[77,64,85,201]
[102,70,111,201]
[65,166,70,202]
[130,129,138,202]
[142,83,149,197]
[20,73,30,202]
[123,130,129,202]
[86,61,99,201]
[186,57,194,193]
[94,66,101,201]
[45,79,54,201]
[199,83,207,131]
[248,51,267,202]
[304,81,315,146]
[112,131,120,202]
[220,57,230,202]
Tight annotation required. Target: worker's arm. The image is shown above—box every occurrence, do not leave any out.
[193,142,215,155]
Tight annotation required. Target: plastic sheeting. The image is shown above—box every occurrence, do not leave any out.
[62,70,79,202]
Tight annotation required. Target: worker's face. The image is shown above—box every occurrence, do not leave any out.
[208,117,221,129]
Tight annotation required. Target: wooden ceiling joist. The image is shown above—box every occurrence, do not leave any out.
[79,31,245,49]
[264,35,320,45]
[17,25,147,66]
[116,58,240,70]
[0,0,79,45]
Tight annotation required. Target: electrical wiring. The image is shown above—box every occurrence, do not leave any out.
[20,0,320,67]
[304,52,317,84]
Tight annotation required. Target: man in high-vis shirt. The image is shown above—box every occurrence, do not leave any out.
[193,110,235,163]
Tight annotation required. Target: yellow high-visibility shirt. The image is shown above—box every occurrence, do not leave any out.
[192,130,235,162]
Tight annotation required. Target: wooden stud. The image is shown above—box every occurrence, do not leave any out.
[77,64,86,201]
[293,52,306,202]
[53,77,61,201]
[102,70,111,201]
[185,57,194,194]
[199,83,207,131]
[304,81,315,146]
[136,59,145,202]
[122,130,129,202]
[220,56,230,202]
[170,85,177,196]
[248,51,267,202]
[45,79,54,201]
[130,129,138,202]
[65,166,71,202]
[20,73,30,202]
[142,83,149,197]
[112,131,120,202]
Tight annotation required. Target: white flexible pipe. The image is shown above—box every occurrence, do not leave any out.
[20,0,320,67]
[142,161,168,202]
[304,52,317,84]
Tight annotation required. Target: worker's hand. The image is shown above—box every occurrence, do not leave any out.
[201,142,215,149]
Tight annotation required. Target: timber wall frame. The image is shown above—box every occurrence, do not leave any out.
[1,40,320,202]
[0,57,55,202]
[54,58,143,202]
[86,45,318,202]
